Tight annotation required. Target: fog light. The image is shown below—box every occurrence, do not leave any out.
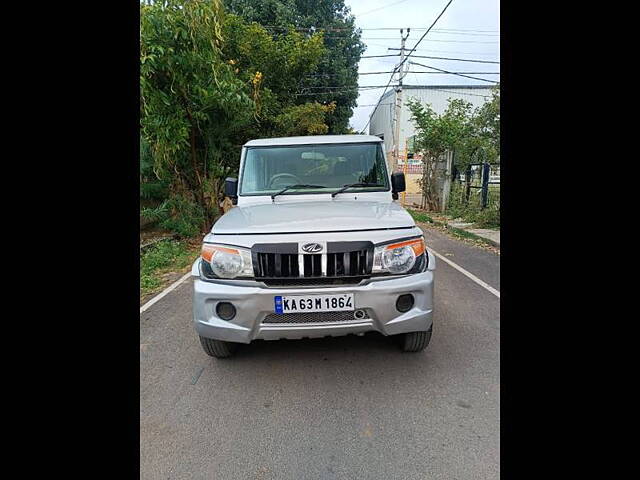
[216,302,236,321]
[396,294,414,313]
[354,309,367,320]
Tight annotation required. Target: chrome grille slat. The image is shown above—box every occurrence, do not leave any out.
[253,242,373,287]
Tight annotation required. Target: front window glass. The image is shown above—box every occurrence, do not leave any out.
[239,142,390,196]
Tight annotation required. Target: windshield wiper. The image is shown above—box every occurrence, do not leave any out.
[331,183,385,198]
[271,184,326,201]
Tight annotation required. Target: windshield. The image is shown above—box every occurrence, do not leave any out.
[239,142,390,196]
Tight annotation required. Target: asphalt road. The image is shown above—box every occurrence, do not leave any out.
[140,224,500,479]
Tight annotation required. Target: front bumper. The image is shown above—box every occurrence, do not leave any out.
[192,266,434,344]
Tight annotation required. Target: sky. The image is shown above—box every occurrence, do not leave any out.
[344,0,500,132]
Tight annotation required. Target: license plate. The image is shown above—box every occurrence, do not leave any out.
[274,293,354,314]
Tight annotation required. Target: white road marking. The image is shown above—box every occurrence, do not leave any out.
[140,272,192,314]
[428,248,500,298]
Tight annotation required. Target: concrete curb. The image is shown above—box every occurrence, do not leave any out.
[445,224,500,248]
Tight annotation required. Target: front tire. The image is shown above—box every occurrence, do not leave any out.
[199,336,239,358]
[401,327,432,352]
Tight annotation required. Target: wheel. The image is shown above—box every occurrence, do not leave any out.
[199,335,239,358]
[401,327,432,352]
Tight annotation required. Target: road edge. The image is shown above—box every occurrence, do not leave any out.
[140,271,192,314]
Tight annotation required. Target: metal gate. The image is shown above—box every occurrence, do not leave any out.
[455,162,500,209]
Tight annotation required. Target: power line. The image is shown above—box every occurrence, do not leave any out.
[324,32,498,38]
[307,71,499,77]
[428,28,499,33]
[363,29,498,37]
[297,84,391,90]
[302,85,396,90]
[294,88,388,97]
[354,0,411,17]
[432,88,493,98]
[362,37,498,43]
[398,0,454,71]
[408,54,499,64]
[404,30,498,37]
[367,45,499,57]
[365,27,498,33]
[360,54,400,58]
[294,85,393,93]
[388,48,499,56]
[408,70,499,74]
[297,85,496,99]
[357,70,397,133]
[409,61,499,83]
[355,103,394,107]
[360,0,455,134]
[293,29,499,37]
[392,47,498,55]
[261,26,498,33]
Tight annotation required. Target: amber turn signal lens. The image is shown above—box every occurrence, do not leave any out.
[201,244,239,263]
[385,238,425,257]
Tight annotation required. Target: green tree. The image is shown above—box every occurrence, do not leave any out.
[407,98,473,210]
[225,0,365,133]
[140,136,169,208]
[274,101,336,136]
[450,87,500,174]
[141,1,331,235]
[407,87,500,218]
[141,0,255,232]
[220,13,327,137]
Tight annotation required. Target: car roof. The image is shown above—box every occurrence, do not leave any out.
[243,135,383,147]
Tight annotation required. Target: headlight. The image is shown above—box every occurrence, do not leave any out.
[373,237,427,275]
[200,244,254,279]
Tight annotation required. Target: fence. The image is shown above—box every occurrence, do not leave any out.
[458,162,500,209]
[447,162,500,228]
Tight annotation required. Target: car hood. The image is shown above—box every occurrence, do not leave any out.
[212,200,415,234]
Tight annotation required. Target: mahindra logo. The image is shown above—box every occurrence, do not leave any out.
[301,243,323,253]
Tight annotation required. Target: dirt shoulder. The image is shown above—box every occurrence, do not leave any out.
[140,237,201,306]
[407,208,500,255]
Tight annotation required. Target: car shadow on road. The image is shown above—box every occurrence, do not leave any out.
[201,331,449,381]
[232,332,400,358]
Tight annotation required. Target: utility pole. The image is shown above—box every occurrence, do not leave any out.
[393,28,410,172]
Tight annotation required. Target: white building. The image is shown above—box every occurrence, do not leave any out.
[368,84,495,165]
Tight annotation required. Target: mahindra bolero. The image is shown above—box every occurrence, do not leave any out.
[191,135,435,357]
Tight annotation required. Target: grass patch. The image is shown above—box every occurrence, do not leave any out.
[446,182,500,229]
[446,226,478,240]
[407,209,434,224]
[408,208,498,249]
[445,225,494,246]
[140,239,200,297]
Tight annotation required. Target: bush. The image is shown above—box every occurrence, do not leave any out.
[446,182,500,228]
[141,195,206,237]
[140,136,170,208]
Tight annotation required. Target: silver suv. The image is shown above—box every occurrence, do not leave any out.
[191,135,435,357]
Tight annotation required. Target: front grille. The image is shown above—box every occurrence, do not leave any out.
[262,311,370,324]
[261,277,368,287]
[252,241,373,287]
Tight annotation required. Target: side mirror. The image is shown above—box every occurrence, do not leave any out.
[391,172,406,193]
[224,177,238,204]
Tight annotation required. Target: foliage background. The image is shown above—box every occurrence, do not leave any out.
[140,0,362,236]
[407,87,500,225]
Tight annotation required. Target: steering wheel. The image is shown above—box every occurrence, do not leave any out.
[268,173,303,189]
